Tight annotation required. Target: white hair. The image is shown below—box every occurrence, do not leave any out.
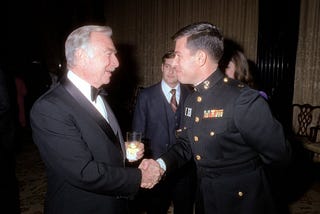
[65,25,112,69]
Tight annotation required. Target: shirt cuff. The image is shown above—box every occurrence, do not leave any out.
[156,158,166,171]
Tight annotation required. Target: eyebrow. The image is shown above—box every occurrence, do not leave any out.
[106,47,117,53]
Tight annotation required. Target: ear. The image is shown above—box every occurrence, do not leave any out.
[195,50,207,66]
[75,48,88,67]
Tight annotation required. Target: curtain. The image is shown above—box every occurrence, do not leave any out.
[104,0,258,87]
[292,0,320,140]
[293,0,320,106]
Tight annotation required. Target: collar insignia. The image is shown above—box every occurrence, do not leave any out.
[203,80,210,89]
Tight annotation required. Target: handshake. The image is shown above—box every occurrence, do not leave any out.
[138,159,164,189]
[124,139,164,189]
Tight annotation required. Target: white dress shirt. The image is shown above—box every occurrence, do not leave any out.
[67,70,108,121]
[161,80,180,105]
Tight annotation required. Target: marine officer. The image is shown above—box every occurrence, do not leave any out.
[154,22,291,214]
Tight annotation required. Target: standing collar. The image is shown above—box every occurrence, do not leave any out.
[193,69,227,93]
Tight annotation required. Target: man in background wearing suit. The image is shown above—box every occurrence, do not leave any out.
[30,25,161,214]
[131,51,196,214]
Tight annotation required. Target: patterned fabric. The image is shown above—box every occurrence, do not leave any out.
[170,89,178,112]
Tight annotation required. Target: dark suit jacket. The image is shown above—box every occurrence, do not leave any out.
[30,78,141,214]
[132,82,191,159]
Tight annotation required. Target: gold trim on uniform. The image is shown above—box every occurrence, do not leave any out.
[194,136,199,142]
[204,109,224,118]
[197,96,202,102]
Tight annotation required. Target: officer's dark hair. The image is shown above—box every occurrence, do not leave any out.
[172,22,224,62]
[161,50,175,63]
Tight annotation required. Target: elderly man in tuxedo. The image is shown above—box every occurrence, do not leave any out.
[30,25,161,214]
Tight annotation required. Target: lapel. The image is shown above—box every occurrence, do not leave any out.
[61,78,122,152]
[156,83,171,131]
[101,98,125,155]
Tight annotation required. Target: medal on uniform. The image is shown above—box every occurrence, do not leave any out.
[204,109,224,118]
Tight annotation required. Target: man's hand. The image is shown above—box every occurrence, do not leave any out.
[135,142,144,160]
[138,159,164,188]
[125,142,144,162]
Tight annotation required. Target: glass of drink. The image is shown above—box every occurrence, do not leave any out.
[125,131,142,161]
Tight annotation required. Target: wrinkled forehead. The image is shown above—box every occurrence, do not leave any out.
[90,32,117,52]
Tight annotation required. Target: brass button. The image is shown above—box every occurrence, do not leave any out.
[197,96,202,102]
[194,136,199,142]
[195,116,200,123]
[210,131,215,136]
[223,77,228,82]
[238,191,244,197]
[196,155,201,160]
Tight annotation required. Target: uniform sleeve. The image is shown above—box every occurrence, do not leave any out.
[234,89,291,165]
[160,124,193,172]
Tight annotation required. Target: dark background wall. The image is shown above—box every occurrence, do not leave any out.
[1,0,300,133]
[257,0,300,132]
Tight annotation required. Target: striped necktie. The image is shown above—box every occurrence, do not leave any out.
[170,89,178,112]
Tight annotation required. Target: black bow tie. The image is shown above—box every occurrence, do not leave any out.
[91,86,107,102]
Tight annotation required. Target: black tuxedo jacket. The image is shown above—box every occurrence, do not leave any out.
[30,78,141,214]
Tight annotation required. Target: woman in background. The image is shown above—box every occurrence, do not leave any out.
[223,50,268,100]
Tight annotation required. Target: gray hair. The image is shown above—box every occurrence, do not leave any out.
[65,25,112,68]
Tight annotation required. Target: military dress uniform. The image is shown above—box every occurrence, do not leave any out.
[161,69,290,214]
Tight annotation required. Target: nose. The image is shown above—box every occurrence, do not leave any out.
[112,54,119,68]
[171,56,178,70]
